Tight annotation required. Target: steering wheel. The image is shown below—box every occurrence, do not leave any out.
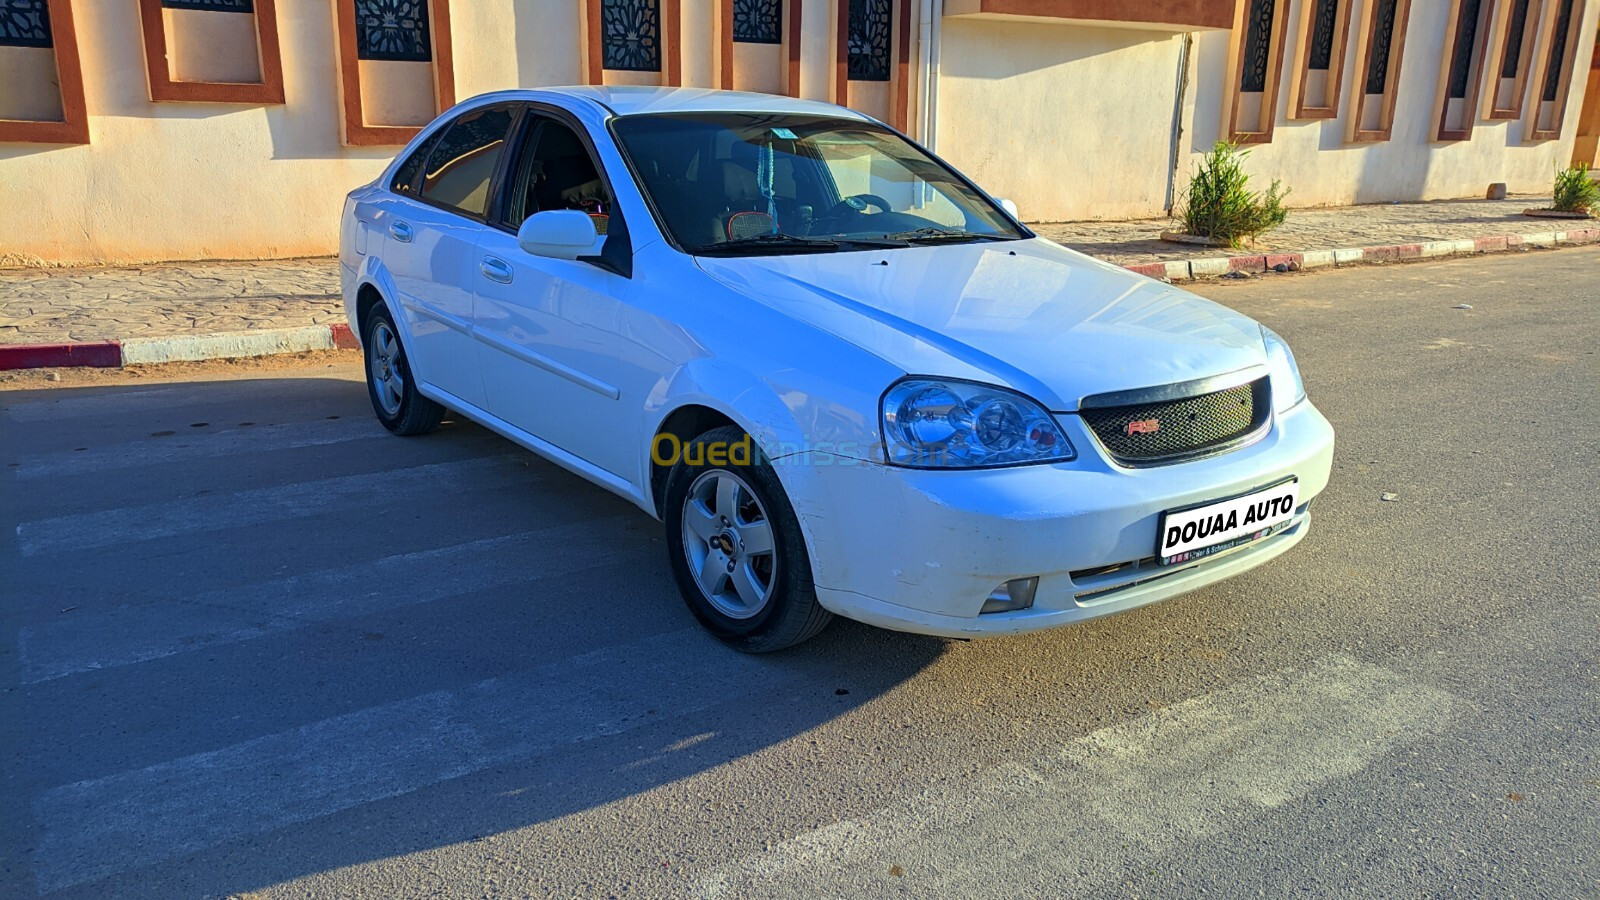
[816,193,894,226]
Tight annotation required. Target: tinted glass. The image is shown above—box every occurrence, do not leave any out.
[390,132,440,197]
[611,112,1022,252]
[503,117,612,232]
[419,106,516,217]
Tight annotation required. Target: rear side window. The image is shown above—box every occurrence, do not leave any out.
[390,132,441,197]
[418,106,517,217]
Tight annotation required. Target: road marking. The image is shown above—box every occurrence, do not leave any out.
[696,655,1455,898]
[13,417,387,480]
[31,628,789,894]
[17,516,640,683]
[14,455,530,556]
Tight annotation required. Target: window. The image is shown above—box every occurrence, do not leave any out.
[390,131,442,196]
[601,0,661,72]
[333,0,455,146]
[137,0,285,103]
[1529,0,1581,139]
[733,0,781,43]
[1488,0,1541,118]
[356,0,431,61]
[0,0,89,144]
[419,105,516,218]
[1292,0,1353,118]
[502,116,612,231]
[1349,0,1412,142]
[1227,0,1291,143]
[1436,0,1496,141]
[611,112,1023,253]
[846,0,891,81]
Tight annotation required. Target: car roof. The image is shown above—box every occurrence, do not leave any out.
[460,86,874,121]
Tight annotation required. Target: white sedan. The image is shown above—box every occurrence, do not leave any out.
[340,86,1335,651]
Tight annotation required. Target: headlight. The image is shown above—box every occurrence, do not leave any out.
[1262,326,1306,414]
[881,379,1074,468]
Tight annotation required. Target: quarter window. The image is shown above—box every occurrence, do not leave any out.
[418,105,516,217]
[390,131,441,196]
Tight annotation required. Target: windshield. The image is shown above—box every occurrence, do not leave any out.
[609,112,1026,255]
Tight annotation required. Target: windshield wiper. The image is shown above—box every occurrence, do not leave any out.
[882,228,1015,245]
[691,234,841,255]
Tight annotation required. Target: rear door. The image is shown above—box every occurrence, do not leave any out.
[377,103,520,410]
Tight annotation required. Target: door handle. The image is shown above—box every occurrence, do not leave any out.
[388,221,414,243]
[480,256,514,284]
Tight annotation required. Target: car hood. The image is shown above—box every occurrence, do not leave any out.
[694,238,1268,411]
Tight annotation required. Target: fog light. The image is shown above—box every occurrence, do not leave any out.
[980,577,1039,614]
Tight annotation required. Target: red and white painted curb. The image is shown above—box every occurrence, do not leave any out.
[1119,226,1600,282]
[2,226,1596,371]
[0,323,359,371]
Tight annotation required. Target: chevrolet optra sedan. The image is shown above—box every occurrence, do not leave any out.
[340,86,1335,651]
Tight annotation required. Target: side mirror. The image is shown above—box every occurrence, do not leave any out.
[517,210,603,260]
[996,198,1020,219]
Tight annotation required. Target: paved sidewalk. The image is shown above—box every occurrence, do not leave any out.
[1,196,1594,367]
[1032,195,1564,265]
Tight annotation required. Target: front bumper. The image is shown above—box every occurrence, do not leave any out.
[785,400,1335,638]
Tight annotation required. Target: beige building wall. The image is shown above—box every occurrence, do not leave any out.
[933,16,1186,221]
[0,0,887,266]
[2,0,1595,264]
[1182,0,1600,210]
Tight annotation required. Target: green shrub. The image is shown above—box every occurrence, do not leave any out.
[1551,164,1599,214]
[1178,142,1289,248]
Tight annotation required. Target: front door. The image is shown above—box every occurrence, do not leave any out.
[381,103,519,410]
[472,112,646,486]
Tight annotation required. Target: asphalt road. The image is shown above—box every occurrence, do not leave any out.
[2,248,1596,898]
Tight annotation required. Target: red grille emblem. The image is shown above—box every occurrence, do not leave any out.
[1126,418,1161,436]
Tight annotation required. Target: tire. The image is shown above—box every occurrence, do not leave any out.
[664,425,833,652]
[363,303,446,436]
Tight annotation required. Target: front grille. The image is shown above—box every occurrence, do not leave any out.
[1080,377,1270,465]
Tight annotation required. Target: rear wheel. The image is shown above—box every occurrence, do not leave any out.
[364,304,445,436]
[664,426,832,652]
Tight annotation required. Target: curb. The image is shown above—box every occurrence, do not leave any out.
[2,226,1596,371]
[1122,226,1600,283]
[0,323,358,372]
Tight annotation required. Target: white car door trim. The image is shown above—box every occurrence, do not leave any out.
[415,381,646,508]
[401,298,473,336]
[471,326,622,400]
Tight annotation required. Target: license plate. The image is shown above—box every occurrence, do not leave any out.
[1157,478,1299,565]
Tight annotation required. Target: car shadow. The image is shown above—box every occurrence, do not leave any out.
[0,374,951,897]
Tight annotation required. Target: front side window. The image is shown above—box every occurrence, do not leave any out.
[501,116,613,233]
[418,105,516,217]
[610,112,1024,254]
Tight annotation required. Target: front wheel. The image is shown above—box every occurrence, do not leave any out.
[363,304,445,436]
[664,426,832,652]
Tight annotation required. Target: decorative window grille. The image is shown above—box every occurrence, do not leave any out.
[602,0,661,72]
[1445,0,1483,99]
[1500,0,1530,79]
[847,0,891,82]
[1307,0,1339,70]
[355,0,433,63]
[734,0,781,44]
[0,0,52,48]
[1363,0,1398,94]
[1541,0,1574,102]
[1239,0,1277,92]
[160,0,254,11]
